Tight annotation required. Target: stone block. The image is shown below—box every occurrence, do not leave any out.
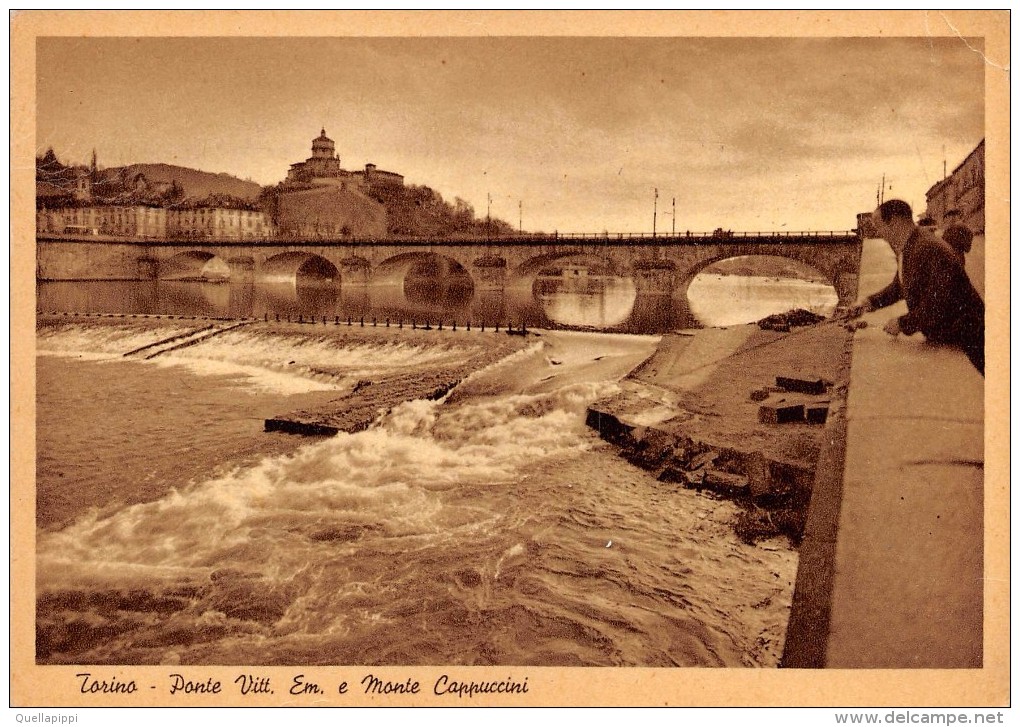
[704,469,750,495]
[806,402,830,424]
[688,450,719,471]
[657,466,686,484]
[683,469,706,488]
[758,401,805,424]
[776,375,828,395]
[744,450,772,497]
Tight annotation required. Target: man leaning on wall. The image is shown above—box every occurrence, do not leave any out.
[846,199,984,376]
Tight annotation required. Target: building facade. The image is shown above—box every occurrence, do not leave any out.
[37,205,274,240]
[925,139,985,233]
[166,207,275,240]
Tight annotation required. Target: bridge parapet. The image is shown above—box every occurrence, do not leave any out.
[517,230,858,243]
[39,230,861,247]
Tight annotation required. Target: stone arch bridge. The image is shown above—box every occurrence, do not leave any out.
[37,232,862,309]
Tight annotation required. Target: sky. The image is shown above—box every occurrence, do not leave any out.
[36,36,985,233]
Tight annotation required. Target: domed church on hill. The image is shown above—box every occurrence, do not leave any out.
[284,128,404,190]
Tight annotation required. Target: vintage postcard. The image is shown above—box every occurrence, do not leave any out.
[11,10,1009,709]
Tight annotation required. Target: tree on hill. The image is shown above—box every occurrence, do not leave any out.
[257,183,284,222]
[36,148,77,187]
[36,148,63,175]
[372,183,516,238]
[192,192,257,210]
[164,180,186,206]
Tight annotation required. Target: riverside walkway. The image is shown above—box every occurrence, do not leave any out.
[783,234,986,668]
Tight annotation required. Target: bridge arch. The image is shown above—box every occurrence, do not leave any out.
[680,251,844,326]
[673,245,856,308]
[159,250,230,281]
[507,251,641,330]
[373,251,475,291]
[509,251,632,291]
[261,251,340,286]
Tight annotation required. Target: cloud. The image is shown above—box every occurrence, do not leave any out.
[36,36,984,232]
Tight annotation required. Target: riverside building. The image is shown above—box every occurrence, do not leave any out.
[37,205,275,240]
[925,139,984,233]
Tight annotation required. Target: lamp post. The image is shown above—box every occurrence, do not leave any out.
[660,196,676,236]
[653,188,658,237]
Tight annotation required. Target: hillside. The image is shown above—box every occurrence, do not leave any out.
[276,185,388,238]
[370,183,516,238]
[38,146,518,238]
[106,163,262,202]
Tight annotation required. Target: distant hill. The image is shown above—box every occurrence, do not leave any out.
[105,164,262,202]
[707,256,828,283]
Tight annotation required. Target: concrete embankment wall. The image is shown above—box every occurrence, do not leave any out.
[782,237,985,669]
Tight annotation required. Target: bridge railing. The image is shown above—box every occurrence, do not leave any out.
[37,230,860,245]
[523,230,858,242]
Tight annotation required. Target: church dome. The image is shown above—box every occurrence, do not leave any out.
[311,129,336,159]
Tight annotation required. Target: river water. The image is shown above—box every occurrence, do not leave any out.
[35,274,837,667]
[37,272,838,332]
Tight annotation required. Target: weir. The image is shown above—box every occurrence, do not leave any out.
[40,310,536,437]
[264,332,531,435]
[130,320,257,359]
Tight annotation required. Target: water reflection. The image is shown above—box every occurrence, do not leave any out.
[688,274,839,327]
[628,293,700,332]
[534,275,636,329]
[255,281,339,318]
[37,272,838,335]
[159,281,232,316]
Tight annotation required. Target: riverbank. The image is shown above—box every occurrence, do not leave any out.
[587,319,854,545]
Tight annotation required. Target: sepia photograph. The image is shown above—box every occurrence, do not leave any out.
[11,10,1009,709]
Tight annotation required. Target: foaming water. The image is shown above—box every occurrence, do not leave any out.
[39,385,613,579]
[151,354,343,394]
[195,328,481,374]
[36,322,195,360]
[36,325,796,667]
[37,321,490,396]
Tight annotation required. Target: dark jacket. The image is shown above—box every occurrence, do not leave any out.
[943,223,974,265]
[866,228,984,345]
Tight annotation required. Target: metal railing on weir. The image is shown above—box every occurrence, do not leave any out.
[38,310,534,335]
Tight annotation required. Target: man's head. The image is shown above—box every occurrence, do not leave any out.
[872,199,915,252]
